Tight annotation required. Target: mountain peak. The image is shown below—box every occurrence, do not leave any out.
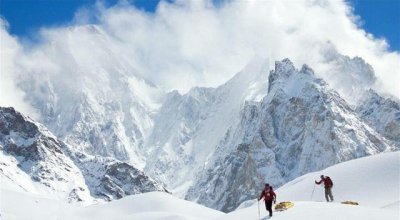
[268,58,296,92]
[274,58,296,76]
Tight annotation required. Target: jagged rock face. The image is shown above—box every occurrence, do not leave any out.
[0,107,91,202]
[67,151,168,201]
[187,143,260,212]
[186,59,395,212]
[356,90,400,148]
[0,107,166,203]
[102,162,167,198]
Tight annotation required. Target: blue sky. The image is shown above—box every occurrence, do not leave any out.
[350,0,400,51]
[0,0,399,51]
[0,0,159,33]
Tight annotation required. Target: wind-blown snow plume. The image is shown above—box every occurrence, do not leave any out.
[0,0,399,116]
[0,20,38,118]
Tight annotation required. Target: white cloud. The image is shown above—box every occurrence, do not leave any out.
[0,19,38,118]
[1,0,399,116]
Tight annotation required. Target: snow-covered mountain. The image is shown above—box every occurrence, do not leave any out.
[7,40,398,213]
[17,25,162,169]
[144,57,269,194]
[356,89,400,148]
[66,151,167,201]
[185,59,395,212]
[0,106,166,203]
[0,107,92,202]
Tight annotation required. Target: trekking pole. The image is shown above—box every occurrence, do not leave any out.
[310,184,316,201]
[257,200,260,220]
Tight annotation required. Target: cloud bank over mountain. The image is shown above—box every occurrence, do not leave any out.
[1,0,399,116]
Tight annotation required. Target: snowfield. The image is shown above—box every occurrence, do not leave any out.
[1,151,398,220]
[222,151,400,220]
[276,150,400,209]
[0,190,224,220]
[217,201,397,220]
[61,192,224,220]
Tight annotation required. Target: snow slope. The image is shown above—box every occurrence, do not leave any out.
[220,151,399,220]
[0,190,224,220]
[1,151,398,220]
[276,151,400,209]
[217,201,398,220]
[61,192,224,220]
[2,191,397,220]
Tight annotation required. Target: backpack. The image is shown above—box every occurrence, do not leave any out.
[326,176,333,187]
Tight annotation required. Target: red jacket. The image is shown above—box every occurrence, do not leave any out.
[315,176,333,188]
[259,189,276,201]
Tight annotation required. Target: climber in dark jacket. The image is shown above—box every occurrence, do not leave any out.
[315,175,334,202]
[258,184,276,217]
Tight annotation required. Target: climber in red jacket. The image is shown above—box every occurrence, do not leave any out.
[258,184,276,217]
[315,175,334,202]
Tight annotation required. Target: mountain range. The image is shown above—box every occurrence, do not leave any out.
[1,30,399,212]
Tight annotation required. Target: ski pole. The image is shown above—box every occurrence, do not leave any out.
[257,200,260,220]
[310,184,316,201]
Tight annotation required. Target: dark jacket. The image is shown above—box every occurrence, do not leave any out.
[259,189,276,201]
[315,176,333,188]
